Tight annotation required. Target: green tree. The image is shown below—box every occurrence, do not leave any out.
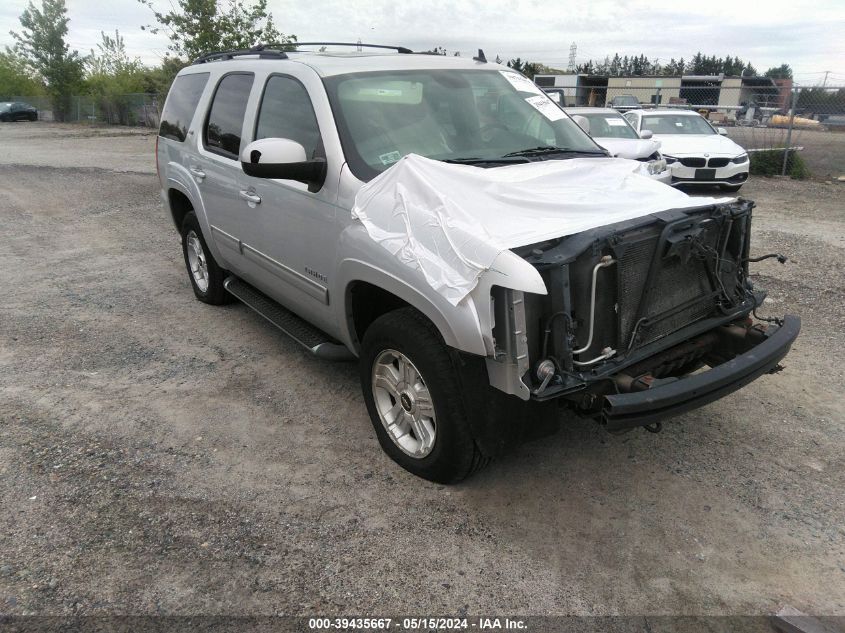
[86,30,142,76]
[9,0,83,121]
[138,0,295,61]
[764,64,793,79]
[741,61,757,77]
[84,30,150,124]
[0,49,45,97]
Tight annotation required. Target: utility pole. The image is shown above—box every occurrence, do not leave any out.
[567,42,577,72]
[822,70,830,87]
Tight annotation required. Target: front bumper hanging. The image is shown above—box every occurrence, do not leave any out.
[601,315,801,430]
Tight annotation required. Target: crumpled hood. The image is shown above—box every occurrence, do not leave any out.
[594,137,661,160]
[654,133,745,157]
[352,154,732,305]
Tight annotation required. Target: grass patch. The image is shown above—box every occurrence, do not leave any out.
[750,149,811,179]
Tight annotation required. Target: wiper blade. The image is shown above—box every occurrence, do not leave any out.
[502,146,607,157]
[441,156,529,165]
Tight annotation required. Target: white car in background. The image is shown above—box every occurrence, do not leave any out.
[565,107,670,184]
[623,109,749,191]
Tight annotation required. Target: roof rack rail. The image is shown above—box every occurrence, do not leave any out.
[287,42,413,54]
[192,44,288,65]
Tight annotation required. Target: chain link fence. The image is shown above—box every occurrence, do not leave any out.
[6,83,845,179]
[2,93,163,127]
[537,81,845,179]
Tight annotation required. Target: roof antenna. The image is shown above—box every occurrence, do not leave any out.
[473,48,487,63]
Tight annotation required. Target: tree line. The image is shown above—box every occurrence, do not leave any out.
[1,0,291,122]
[574,52,758,77]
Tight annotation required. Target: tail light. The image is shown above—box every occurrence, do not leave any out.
[155,134,160,181]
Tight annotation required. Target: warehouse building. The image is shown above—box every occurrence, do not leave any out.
[534,73,789,111]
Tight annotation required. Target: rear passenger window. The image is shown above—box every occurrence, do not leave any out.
[159,73,209,142]
[204,73,254,158]
[255,76,323,159]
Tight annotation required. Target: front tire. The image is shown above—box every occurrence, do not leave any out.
[180,212,231,305]
[360,308,488,483]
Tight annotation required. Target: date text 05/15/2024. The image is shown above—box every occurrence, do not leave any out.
[308,617,528,630]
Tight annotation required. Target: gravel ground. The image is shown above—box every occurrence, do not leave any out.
[1,123,844,618]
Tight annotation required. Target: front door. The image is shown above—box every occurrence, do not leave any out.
[237,73,339,331]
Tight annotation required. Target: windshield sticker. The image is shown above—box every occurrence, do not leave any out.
[499,71,543,95]
[379,151,402,166]
[524,95,566,121]
[606,118,628,126]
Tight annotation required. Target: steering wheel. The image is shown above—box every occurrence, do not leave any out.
[478,122,509,142]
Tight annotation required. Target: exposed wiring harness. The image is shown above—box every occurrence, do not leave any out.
[744,253,788,264]
[746,252,789,326]
[540,311,574,367]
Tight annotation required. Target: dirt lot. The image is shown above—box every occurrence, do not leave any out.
[1,123,844,618]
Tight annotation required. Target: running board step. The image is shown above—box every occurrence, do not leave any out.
[223,276,354,361]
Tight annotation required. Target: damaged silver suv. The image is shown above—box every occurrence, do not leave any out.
[157,43,799,483]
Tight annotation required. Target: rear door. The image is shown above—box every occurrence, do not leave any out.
[194,72,255,271]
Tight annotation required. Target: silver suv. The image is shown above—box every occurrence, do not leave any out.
[157,44,799,483]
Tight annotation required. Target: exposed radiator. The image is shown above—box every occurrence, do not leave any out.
[616,221,722,351]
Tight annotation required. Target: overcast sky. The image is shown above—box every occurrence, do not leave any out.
[1,0,843,84]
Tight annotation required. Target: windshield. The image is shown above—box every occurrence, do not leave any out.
[324,69,603,180]
[642,114,716,135]
[577,113,639,139]
[0,103,11,113]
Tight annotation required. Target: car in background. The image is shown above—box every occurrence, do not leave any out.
[624,109,749,191]
[0,101,38,122]
[566,107,670,184]
[608,95,642,112]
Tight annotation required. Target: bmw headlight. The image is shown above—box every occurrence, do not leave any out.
[648,158,667,174]
[732,153,749,164]
[663,155,678,164]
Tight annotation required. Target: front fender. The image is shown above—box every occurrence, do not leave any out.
[335,224,487,356]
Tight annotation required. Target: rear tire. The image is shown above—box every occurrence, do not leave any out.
[180,212,232,305]
[360,308,488,483]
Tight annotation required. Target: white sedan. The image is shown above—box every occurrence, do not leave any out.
[565,107,671,184]
[623,109,749,191]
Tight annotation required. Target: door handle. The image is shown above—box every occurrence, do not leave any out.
[239,190,261,205]
[189,166,206,180]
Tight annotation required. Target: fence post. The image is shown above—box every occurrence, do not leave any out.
[781,88,799,176]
